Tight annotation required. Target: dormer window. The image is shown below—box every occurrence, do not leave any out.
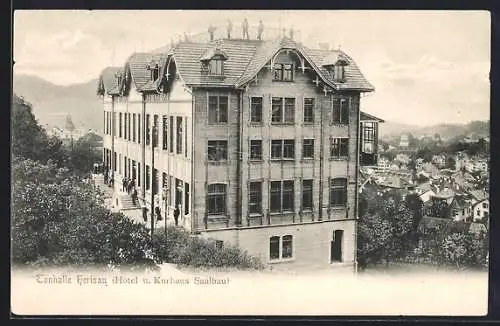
[200,44,228,78]
[322,55,349,83]
[116,74,122,86]
[209,59,224,76]
[148,64,159,81]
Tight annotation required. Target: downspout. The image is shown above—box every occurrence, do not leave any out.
[111,94,115,184]
[141,93,146,202]
[191,88,196,233]
[353,93,361,276]
[238,90,244,227]
[318,94,325,221]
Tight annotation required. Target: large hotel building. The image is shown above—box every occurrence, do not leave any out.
[97,25,382,270]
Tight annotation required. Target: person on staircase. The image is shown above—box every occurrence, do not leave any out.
[131,188,138,206]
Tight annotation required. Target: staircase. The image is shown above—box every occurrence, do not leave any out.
[119,193,140,210]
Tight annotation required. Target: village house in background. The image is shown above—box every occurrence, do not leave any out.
[95,20,385,270]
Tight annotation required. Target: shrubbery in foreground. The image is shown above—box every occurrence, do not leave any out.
[152,227,264,270]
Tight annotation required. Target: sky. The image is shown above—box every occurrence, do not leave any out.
[13,10,490,126]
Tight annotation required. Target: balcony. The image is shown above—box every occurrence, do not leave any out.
[359,111,384,167]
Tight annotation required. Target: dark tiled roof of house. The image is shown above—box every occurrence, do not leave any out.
[99,36,375,93]
[97,66,121,95]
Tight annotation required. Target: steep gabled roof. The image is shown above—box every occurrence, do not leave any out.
[99,36,375,94]
[173,39,259,87]
[97,66,121,95]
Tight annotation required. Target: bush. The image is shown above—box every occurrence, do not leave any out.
[11,158,157,271]
[152,227,264,270]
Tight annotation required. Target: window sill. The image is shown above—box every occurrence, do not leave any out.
[270,159,295,162]
[329,206,347,210]
[207,215,229,221]
[301,157,315,161]
[208,160,228,165]
[330,123,349,127]
[303,122,315,126]
[249,159,263,163]
[329,157,348,161]
[272,80,294,83]
[248,213,263,218]
[249,122,264,126]
[268,257,295,264]
[271,122,295,126]
[269,211,295,216]
[207,123,229,126]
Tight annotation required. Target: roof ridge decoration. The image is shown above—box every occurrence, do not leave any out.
[200,40,229,62]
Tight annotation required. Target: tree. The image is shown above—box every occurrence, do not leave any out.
[445,156,456,170]
[11,158,156,270]
[357,189,420,269]
[11,94,67,166]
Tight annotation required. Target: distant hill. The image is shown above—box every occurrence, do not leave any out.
[380,120,490,143]
[13,74,103,132]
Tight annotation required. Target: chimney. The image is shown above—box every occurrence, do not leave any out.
[318,42,330,50]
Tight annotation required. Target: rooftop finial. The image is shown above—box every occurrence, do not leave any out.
[289,26,294,40]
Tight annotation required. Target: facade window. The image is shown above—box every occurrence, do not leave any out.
[330,138,349,159]
[208,140,228,162]
[152,168,159,195]
[153,115,159,148]
[207,183,226,216]
[209,60,224,76]
[271,139,295,160]
[269,235,294,260]
[273,63,293,81]
[128,113,131,140]
[282,235,293,258]
[137,162,141,186]
[162,115,168,150]
[146,114,151,146]
[304,98,315,123]
[137,114,141,144]
[330,178,347,207]
[132,114,136,142]
[250,140,262,160]
[119,113,123,138]
[176,117,183,154]
[269,236,280,260]
[249,181,262,214]
[185,118,188,158]
[332,98,350,124]
[113,152,117,171]
[185,182,190,215]
[169,116,174,153]
[250,97,263,123]
[146,165,150,191]
[271,97,295,123]
[302,179,313,211]
[208,96,228,124]
[270,180,294,213]
[302,139,314,159]
[113,112,116,137]
[124,113,128,140]
[169,176,173,206]
[362,122,375,154]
